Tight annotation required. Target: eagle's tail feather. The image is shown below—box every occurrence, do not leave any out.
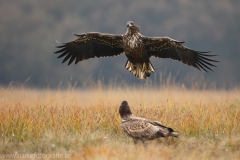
[156,124,179,138]
[169,131,179,137]
[125,61,155,79]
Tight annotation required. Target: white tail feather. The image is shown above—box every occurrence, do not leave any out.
[170,131,179,137]
[125,61,154,79]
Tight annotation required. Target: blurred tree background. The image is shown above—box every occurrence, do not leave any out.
[0,0,239,88]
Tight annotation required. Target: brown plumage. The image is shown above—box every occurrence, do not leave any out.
[54,21,218,79]
[119,101,179,144]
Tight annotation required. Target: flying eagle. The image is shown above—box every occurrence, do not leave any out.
[54,21,218,79]
[119,101,179,145]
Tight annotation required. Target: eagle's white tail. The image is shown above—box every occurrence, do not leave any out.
[169,131,179,137]
[125,61,155,79]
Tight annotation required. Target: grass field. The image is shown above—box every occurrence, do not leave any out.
[0,84,239,160]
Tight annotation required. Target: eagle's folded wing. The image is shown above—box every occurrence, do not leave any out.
[144,37,218,72]
[121,119,156,138]
[54,32,124,65]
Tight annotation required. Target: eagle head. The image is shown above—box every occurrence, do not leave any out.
[126,21,140,33]
[119,101,132,118]
[127,21,135,27]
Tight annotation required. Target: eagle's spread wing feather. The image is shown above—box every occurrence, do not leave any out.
[144,37,218,72]
[55,32,124,65]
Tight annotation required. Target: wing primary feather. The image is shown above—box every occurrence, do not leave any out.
[196,62,208,72]
[55,44,67,49]
[62,53,72,64]
[57,50,69,58]
[197,52,219,62]
[193,64,201,70]
[197,60,213,72]
[195,51,210,54]
[75,55,80,64]
[198,56,217,67]
[198,54,219,63]
[55,47,67,53]
[68,55,76,65]
[198,52,219,56]
[187,58,200,70]
[74,46,82,64]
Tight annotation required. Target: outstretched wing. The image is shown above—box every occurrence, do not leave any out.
[54,32,124,65]
[144,37,218,72]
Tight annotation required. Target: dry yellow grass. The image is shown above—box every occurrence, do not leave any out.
[0,84,239,160]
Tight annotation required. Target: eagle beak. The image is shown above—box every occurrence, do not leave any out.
[127,22,132,27]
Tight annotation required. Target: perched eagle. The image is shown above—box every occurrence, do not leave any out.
[54,21,218,79]
[119,101,179,145]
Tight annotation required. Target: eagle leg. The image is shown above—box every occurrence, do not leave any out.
[142,62,147,71]
[134,138,139,144]
[140,138,147,148]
